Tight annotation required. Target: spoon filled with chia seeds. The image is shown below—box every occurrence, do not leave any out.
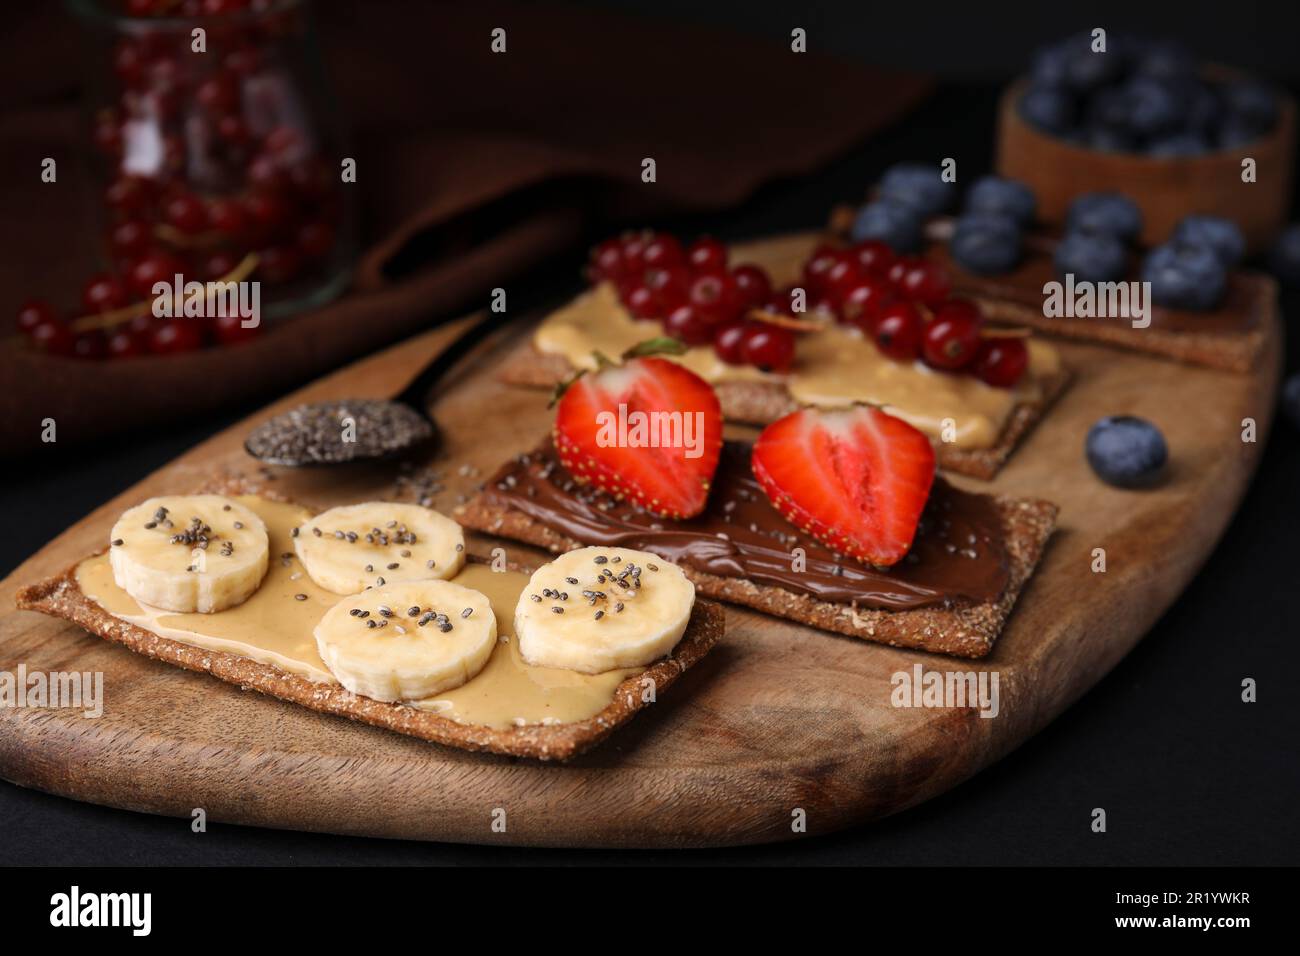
[245,312,499,467]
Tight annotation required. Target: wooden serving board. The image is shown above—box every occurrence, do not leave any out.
[0,234,1281,848]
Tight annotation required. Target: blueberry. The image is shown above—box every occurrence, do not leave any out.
[1141,241,1227,311]
[1059,32,1125,92]
[1020,84,1077,136]
[1172,215,1245,267]
[1283,374,1300,431]
[849,199,924,253]
[950,214,1022,275]
[877,162,956,216]
[1054,230,1128,283]
[1146,132,1209,157]
[1085,416,1168,488]
[1083,124,1137,153]
[1185,85,1223,136]
[1217,118,1267,150]
[1085,84,1133,130]
[1122,76,1186,137]
[1267,223,1300,286]
[1221,81,1279,135]
[965,176,1037,226]
[1132,39,1197,83]
[1029,45,1071,87]
[1067,193,1143,243]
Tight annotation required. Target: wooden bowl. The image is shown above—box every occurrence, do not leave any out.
[995,75,1295,253]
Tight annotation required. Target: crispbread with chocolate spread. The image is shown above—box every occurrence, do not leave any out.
[497,339,1071,481]
[457,442,1058,658]
[14,482,724,762]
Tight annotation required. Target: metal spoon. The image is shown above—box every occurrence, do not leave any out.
[245,310,503,467]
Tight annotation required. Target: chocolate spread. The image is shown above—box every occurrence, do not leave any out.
[480,441,1011,610]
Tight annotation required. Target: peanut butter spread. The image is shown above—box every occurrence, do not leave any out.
[533,282,1061,449]
[76,496,638,728]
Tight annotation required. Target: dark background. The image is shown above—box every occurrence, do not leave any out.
[2,0,1298,865]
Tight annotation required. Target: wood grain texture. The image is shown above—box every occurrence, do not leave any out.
[0,234,1281,848]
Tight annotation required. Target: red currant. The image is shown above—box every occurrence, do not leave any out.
[740,323,796,373]
[213,312,262,346]
[839,277,895,330]
[165,192,209,234]
[202,251,240,280]
[922,303,982,370]
[82,273,131,314]
[664,304,714,346]
[107,329,148,359]
[105,177,150,217]
[687,271,741,322]
[712,320,749,365]
[803,245,845,297]
[17,299,57,336]
[622,283,659,319]
[619,232,651,274]
[642,234,684,270]
[645,266,690,311]
[150,319,204,354]
[208,198,247,236]
[128,252,186,298]
[73,331,108,360]
[217,114,251,145]
[686,237,727,275]
[872,302,924,362]
[196,75,239,113]
[30,320,76,356]
[895,258,952,306]
[973,338,1029,388]
[850,239,896,278]
[258,245,302,283]
[109,219,152,260]
[589,238,625,282]
[731,264,773,311]
[244,192,292,234]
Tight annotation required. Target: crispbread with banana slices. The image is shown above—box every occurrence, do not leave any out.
[13,482,724,762]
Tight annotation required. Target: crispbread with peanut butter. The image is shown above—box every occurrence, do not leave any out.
[497,339,1071,481]
[14,482,724,762]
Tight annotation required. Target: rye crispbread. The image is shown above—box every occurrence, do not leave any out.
[496,341,1072,481]
[13,484,724,762]
[456,480,1058,660]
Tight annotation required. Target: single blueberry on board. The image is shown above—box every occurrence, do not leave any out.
[1054,231,1128,283]
[1268,223,1300,286]
[965,176,1037,226]
[849,199,924,254]
[949,214,1023,275]
[1020,84,1077,136]
[1085,416,1168,489]
[1141,241,1228,311]
[1172,215,1245,267]
[1067,193,1143,243]
[877,162,957,217]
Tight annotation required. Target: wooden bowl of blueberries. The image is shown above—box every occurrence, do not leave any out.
[996,33,1294,254]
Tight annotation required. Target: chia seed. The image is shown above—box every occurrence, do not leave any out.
[245,399,435,465]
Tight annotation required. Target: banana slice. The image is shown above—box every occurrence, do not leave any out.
[108,495,269,613]
[314,579,496,701]
[515,547,694,674]
[293,502,465,595]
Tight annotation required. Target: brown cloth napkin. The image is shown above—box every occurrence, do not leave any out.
[0,0,931,457]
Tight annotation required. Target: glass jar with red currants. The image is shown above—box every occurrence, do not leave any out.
[16,0,355,359]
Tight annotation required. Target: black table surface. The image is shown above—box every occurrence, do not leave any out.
[2,86,1297,866]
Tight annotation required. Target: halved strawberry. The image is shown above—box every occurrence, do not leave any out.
[751,405,935,566]
[552,355,722,518]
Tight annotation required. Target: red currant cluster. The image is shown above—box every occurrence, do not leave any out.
[587,232,798,373]
[13,0,342,360]
[803,241,1029,388]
